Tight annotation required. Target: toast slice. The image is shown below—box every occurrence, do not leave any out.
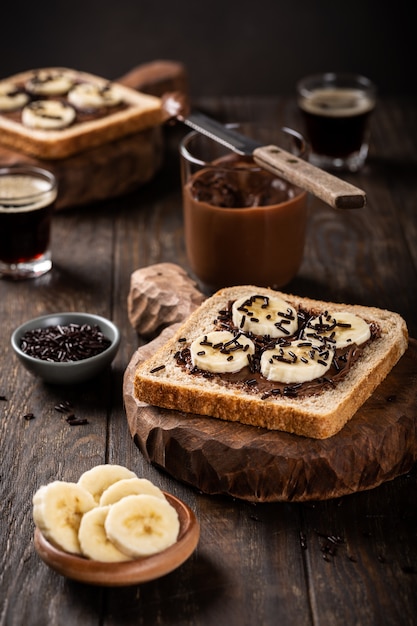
[133,286,408,439]
[0,67,163,159]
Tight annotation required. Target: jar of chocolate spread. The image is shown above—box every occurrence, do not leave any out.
[180,124,309,292]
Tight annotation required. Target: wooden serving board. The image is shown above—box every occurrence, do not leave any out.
[0,61,187,210]
[123,329,417,503]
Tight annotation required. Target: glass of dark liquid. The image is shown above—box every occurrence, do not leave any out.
[0,165,57,280]
[296,73,376,172]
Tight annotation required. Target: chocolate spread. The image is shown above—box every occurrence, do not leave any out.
[182,152,308,290]
[175,300,380,399]
[189,154,299,208]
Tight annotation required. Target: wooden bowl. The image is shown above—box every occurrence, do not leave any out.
[34,492,200,586]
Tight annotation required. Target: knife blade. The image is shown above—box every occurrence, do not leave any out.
[179,110,366,210]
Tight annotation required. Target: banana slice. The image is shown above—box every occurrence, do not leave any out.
[67,82,121,110]
[78,505,133,562]
[100,477,166,506]
[0,81,29,111]
[190,329,255,374]
[32,481,96,555]
[260,339,334,383]
[232,294,298,338]
[78,464,137,505]
[303,311,371,349]
[25,70,75,96]
[105,494,180,558]
[22,100,76,130]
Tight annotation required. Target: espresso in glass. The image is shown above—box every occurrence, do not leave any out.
[297,73,376,172]
[0,166,57,279]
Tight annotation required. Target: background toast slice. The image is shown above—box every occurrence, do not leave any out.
[0,67,163,159]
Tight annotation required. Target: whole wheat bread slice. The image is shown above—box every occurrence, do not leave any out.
[133,286,408,439]
[0,67,163,159]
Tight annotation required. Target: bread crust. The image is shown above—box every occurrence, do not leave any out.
[0,67,163,159]
[133,286,409,439]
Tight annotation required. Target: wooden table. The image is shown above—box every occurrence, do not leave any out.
[1,95,416,626]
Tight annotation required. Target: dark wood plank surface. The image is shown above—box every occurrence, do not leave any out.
[1,95,416,626]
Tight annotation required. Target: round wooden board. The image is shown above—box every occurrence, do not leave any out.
[123,329,417,503]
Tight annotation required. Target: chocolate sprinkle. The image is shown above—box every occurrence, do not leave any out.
[20,323,112,362]
[55,401,73,413]
[53,400,88,426]
[150,364,166,373]
[67,417,89,426]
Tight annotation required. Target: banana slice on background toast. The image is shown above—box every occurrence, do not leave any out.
[25,70,75,96]
[0,82,29,111]
[22,100,76,130]
[68,82,121,110]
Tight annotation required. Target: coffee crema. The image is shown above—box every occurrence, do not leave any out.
[0,172,56,266]
[298,87,375,158]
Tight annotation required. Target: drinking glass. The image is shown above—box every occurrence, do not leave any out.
[0,165,57,279]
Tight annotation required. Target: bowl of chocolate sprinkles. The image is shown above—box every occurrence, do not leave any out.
[11,312,120,384]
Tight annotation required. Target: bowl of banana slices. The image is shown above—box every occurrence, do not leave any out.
[32,464,200,586]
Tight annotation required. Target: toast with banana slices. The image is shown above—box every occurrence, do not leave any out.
[133,286,408,439]
[0,67,163,159]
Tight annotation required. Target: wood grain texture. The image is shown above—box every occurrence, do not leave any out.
[1,96,416,626]
[124,323,417,502]
[253,145,366,209]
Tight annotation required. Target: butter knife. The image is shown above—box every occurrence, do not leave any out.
[168,103,366,209]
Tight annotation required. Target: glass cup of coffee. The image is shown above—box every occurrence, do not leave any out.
[0,165,57,280]
[296,73,376,172]
[180,124,309,293]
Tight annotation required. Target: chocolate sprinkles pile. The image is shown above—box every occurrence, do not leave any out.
[20,323,112,362]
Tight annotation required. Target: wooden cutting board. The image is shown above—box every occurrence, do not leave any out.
[0,61,187,210]
[123,328,417,503]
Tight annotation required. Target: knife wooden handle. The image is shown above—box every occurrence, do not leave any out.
[253,145,366,209]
